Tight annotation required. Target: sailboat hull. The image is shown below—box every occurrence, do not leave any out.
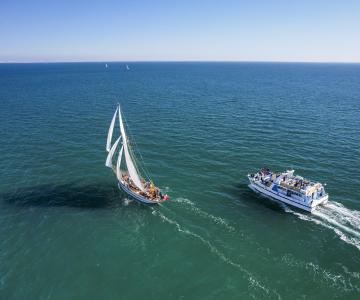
[117,181,160,205]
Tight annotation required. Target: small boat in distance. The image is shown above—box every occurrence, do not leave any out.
[105,63,108,68]
[125,64,130,71]
[248,168,328,212]
[105,105,170,204]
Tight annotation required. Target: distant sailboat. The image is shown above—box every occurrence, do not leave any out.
[105,105,170,204]
[125,64,130,71]
[105,63,108,68]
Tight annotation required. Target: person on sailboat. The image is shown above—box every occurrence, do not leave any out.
[148,183,156,198]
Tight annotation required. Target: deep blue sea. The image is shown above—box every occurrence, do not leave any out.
[0,62,359,299]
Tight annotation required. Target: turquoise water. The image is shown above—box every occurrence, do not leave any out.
[0,62,359,299]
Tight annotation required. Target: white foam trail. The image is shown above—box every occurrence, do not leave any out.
[281,254,360,292]
[332,228,360,252]
[174,197,195,206]
[286,204,360,251]
[122,198,132,206]
[153,209,281,299]
[313,210,360,238]
[173,197,235,232]
[341,266,360,280]
[326,202,360,217]
[321,201,360,229]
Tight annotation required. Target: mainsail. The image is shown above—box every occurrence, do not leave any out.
[106,107,118,152]
[105,136,121,168]
[118,106,145,191]
[116,146,124,181]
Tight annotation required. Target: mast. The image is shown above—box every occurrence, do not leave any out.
[118,105,145,192]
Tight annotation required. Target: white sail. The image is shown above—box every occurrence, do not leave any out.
[106,107,118,152]
[116,145,124,181]
[105,137,121,168]
[118,106,145,191]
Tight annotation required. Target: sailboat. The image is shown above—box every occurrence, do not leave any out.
[125,64,130,71]
[105,105,170,204]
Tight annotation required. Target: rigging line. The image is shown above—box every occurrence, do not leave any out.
[129,137,152,182]
[120,107,152,183]
[122,111,152,182]
[130,134,152,182]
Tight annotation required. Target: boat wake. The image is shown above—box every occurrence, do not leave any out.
[122,198,133,206]
[285,201,360,251]
[172,197,235,232]
[281,253,360,293]
[320,201,360,229]
[152,209,281,299]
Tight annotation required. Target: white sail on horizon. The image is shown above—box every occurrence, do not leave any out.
[118,106,145,192]
[105,136,121,168]
[106,107,118,152]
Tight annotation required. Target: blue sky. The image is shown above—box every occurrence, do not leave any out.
[1,0,359,62]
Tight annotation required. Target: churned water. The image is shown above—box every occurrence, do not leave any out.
[0,62,359,299]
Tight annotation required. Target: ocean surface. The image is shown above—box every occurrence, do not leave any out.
[0,62,359,300]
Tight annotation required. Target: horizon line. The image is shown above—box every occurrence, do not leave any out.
[1,59,360,64]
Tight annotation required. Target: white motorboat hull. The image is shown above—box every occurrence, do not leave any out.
[248,181,328,212]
